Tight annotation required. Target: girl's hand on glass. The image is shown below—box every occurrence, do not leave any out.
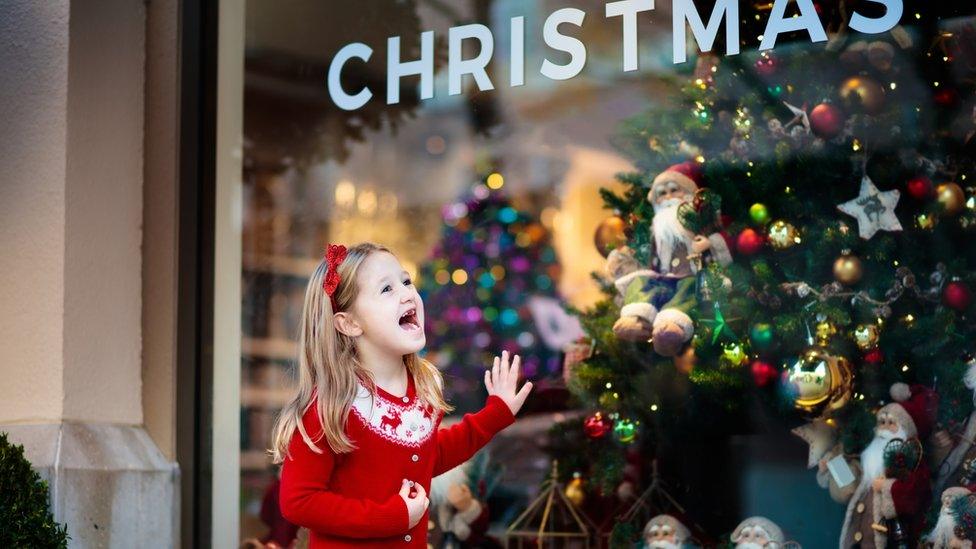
[484,350,533,416]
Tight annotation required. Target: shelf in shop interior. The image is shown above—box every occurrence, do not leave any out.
[242,336,296,361]
[241,449,273,472]
[241,386,293,408]
[243,253,319,278]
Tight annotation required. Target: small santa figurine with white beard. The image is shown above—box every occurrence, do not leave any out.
[611,162,733,356]
[429,463,491,548]
[946,490,976,549]
[928,486,973,548]
[934,360,976,494]
[817,383,936,548]
[729,516,785,549]
[642,514,693,548]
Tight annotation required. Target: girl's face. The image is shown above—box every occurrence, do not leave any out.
[344,251,426,356]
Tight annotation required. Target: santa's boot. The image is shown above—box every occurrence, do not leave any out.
[651,308,694,356]
[613,302,657,342]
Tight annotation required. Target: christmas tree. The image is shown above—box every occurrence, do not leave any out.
[551,3,976,545]
[419,170,570,414]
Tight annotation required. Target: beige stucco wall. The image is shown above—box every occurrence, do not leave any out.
[1,0,179,456]
[63,0,145,425]
[0,1,70,424]
[1,0,154,426]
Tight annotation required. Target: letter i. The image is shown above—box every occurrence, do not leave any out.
[511,16,525,87]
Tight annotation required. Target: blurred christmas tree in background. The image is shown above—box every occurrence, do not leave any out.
[549,2,976,544]
[419,166,578,413]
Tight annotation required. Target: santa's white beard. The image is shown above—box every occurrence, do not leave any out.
[735,543,768,549]
[647,541,679,549]
[929,508,957,548]
[860,426,909,488]
[965,364,976,391]
[652,199,694,273]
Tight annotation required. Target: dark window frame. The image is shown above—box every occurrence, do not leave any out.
[177,0,218,547]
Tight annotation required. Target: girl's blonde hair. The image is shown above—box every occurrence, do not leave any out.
[270,242,451,462]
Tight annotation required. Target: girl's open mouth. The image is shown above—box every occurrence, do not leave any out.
[398,308,421,332]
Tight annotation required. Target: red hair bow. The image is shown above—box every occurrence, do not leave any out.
[323,244,347,309]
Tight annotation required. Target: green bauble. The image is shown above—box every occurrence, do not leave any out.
[749,203,770,225]
[749,323,774,351]
[613,418,637,444]
[721,342,748,366]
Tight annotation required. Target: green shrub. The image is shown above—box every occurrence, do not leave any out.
[0,431,69,547]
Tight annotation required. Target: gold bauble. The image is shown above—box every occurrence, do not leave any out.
[594,216,628,257]
[853,323,880,350]
[833,253,864,286]
[564,473,586,507]
[768,220,801,250]
[815,321,838,346]
[936,182,966,216]
[838,76,886,115]
[787,346,854,417]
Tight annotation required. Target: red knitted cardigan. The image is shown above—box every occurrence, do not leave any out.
[279,373,516,547]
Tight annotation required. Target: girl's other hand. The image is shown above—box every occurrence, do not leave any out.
[398,479,428,528]
[484,350,534,416]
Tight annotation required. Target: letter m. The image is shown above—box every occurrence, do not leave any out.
[672,0,739,64]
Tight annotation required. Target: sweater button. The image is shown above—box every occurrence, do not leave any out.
[411,454,419,462]
[404,534,412,542]
[402,396,409,403]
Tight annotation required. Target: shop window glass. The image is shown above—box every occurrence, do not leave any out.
[239,2,976,546]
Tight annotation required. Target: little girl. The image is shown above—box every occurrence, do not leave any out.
[271,242,533,547]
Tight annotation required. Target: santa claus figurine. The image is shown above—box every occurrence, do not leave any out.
[429,463,492,549]
[642,514,693,548]
[607,246,656,340]
[948,489,976,549]
[610,162,733,356]
[729,516,785,549]
[935,360,976,494]
[928,486,973,548]
[817,383,937,548]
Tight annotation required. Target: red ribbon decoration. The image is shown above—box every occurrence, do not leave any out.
[323,244,347,309]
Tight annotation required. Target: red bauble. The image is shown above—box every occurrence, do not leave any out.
[906,175,934,200]
[934,88,958,107]
[754,55,778,76]
[750,360,778,387]
[810,103,845,139]
[736,228,765,255]
[583,412,613,439]
[863,348,884,365]
[943,280,974,312]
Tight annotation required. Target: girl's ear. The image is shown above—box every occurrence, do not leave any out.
[333,311,363,337]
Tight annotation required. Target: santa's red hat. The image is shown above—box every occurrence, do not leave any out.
[650,161,703,197]
[880,383,938,439]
